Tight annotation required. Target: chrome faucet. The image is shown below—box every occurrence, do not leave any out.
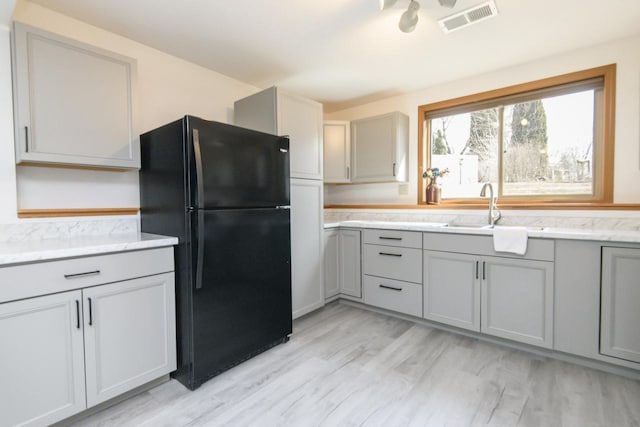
[480,183,501,226]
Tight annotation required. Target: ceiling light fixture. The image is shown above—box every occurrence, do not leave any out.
[379,0,399,10]
[398,0,420,33]
[438,0,457,8]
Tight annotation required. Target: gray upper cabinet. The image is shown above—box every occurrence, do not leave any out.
[323,120,350,183]
[351,111,409,183]
[234,87,323,180]
[601,247,640,364]
[11,22,139,169]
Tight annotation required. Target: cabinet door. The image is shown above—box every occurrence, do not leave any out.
[12,23,139,169]
[423,251,480,332]
[351,112,408,183]
[339,229,362,298]
[83,273,176,407]
[324,229,340,299]
[291,179,324,318]
[0,291,86,427]
[277,89,323,180]
[324,121,350,183]
[601,247,640,363]
[481,257,554,348]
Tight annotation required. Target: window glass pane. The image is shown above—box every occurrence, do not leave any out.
[502,90,595,196]
[429,108,499,198]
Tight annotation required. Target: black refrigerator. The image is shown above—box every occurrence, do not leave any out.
[139,115,292,390]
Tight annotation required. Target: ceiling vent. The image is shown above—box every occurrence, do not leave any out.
[438,0,499,33]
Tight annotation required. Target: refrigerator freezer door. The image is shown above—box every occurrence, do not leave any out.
[188,118,290,209]
[190,208,292,387]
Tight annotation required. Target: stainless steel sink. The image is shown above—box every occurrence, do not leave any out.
[445,224,547,231]
[444,223,494,229]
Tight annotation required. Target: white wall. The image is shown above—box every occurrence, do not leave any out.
[325,34,640,206]
[0,1,259,219]
[0,0,17,223]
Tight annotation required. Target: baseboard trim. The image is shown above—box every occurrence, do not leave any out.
[51,375,170,426]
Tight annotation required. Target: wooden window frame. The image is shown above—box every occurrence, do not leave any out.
[417,64,616,208]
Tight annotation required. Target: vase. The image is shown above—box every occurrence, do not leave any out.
[426,179,441,205]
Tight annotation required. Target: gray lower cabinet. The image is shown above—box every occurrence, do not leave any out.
[422,232,554,349]
[323,228,362,300]
[423,250,480,332]
[363,244,422,284]
[0,290,86,427]
[83,273,176,407]
[363,229,422,316]
[482,257,554,348]
[12,22,139,169]
[339,229,362,298]
[363,275,422,317]
[0,248,176,426]
[323,229,340,299]
[600,247,640,364]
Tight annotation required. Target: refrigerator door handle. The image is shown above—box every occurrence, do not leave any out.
[193,128,204,209]
[196,209,205,290]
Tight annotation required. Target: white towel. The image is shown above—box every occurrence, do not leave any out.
[493,226,528,255]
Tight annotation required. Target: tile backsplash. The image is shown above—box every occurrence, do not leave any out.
[324,209,640,231]
[0,216,139,242]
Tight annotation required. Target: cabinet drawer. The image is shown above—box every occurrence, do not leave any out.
[363,244,422,283]
[363,229,422,249]
[364,275,422,317]
[0,247,174,303]
[423,232,554,261]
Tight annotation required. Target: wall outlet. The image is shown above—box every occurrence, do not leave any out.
[398,184,409,195]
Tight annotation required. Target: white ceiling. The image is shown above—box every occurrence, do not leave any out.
[25,0,640,112]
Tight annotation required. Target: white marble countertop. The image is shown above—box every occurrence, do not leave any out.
[0,232,178,266]
[325,220,640,244]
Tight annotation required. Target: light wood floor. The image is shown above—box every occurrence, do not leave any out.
[69,302,640,427]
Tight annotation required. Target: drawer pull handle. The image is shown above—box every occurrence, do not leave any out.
[88,298,93,326]
[379,236,402,241]
[379,284,403,292]
[75,300,80,329]
[64,270,101,279]
[379,252,402,257]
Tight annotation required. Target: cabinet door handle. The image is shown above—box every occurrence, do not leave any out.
[379,236,402,241]
[347,166,350,179]
[378,252,402,257]
[379,284,402,292]
[392,162,396,177]
[482,261,486,281]
[475,261,479,280]
[75,300,80,329]
[64,270,101,279]
[24,126,29,152]
[88,298,93,326]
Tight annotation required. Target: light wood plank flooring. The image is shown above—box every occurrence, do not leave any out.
[67,302,640,427]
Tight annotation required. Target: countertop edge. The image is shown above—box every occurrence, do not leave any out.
[324,221,640,244]
[0,233,179,267]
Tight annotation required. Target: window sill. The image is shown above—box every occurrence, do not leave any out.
[324,203,640,210]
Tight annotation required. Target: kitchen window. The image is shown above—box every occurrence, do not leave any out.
[418,64,616,206]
